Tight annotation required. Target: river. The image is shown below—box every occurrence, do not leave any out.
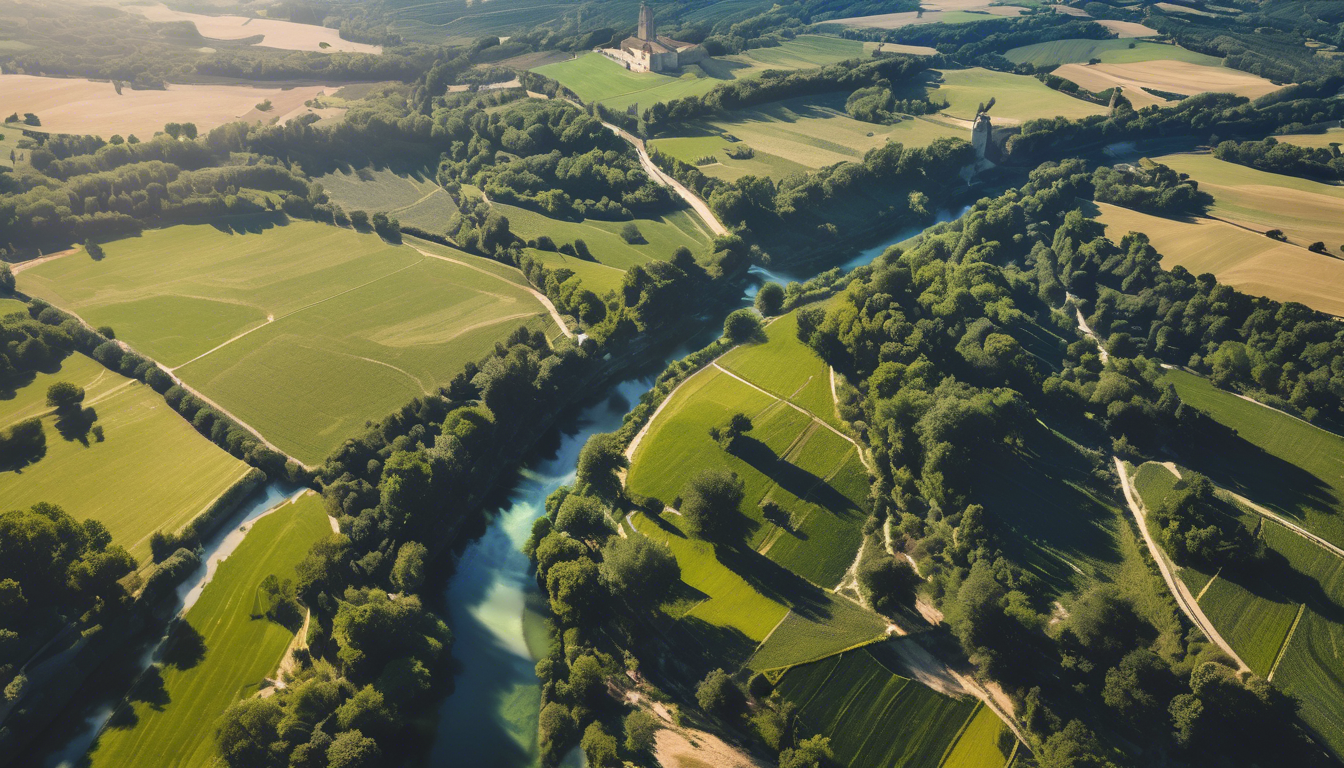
[32,480,305,768]
[422,205,969,768]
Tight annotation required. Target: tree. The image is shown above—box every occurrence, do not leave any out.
[779,735,834,768]
[619,222,643,243]
[680,468,745,541]
[0,263,13,294]
[96,325,115,339]
[754,281,784,316]
[85,239,104,260]
[1309,241,1327,253]
[581,721,620,768]
[1102,649,1177,724]
[46,381,86,410]
[723,309,761,342]
[335,686,396,739]
[575,432,627,499]
[554,493,613,541]
[545,557,603,624]
[624,709,660,753]
[325,730,381,768]
[599,534,680,603]
[215,697,284,768]
[349,210,371,231]
[856,551,921,616]
[391,541,428,593]
[538,702,575,752]
[696,668,744,716]
[164,122,182,139]
[708,412,752,452]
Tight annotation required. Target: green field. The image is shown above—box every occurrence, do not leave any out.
[1166,369,1344,549]
[1004,39,1222,68]
[941,702,1014,768]
[533,36,869,112]
[0,352,250,563]
[908,68,1109,123]
[0,297,26,315]
[19,221,559,463]
[718,312,843,430]
[775,646,988,768]
[523,247,628,296]
[650,91,963,181]
[315,166,458,233]
[1197,570,1298,676]
[1278,127,1344,149]
[746,596,888,672]
[496,202,712,272]
[87,492,331,768]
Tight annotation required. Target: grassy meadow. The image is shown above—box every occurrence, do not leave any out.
[1093,201,1344,317]
[532,36,869,112]
[1277,127,1344,149]
[941,702,1015,768]
[649,133,812,183]
[1004,39,1222,68]
[1155,153,1344,257]
[916,68,1108,123]
[0,352,250,563]
[496,202,713,272]
[523,248,628,296]
[86,492,332,768]
[19,221,559,463]
[775,647,995,768]
[315,166,458,233]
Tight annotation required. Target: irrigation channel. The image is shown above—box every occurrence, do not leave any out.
[34,480,305,768]
[422,205,969,768]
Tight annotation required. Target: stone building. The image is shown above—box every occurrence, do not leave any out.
[604,3,706,73]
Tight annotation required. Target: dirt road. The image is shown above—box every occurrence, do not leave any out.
[598,119,727,236]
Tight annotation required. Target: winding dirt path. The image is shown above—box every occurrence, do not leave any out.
[598,119,727,236]
[1114,457,1250,673]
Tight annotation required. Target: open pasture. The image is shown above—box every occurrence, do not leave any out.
[532,36,868,112]
[941,702,1015,768]
[1154,153,1344,258]
[1097,19,1160,37]
[823,1,1026,30]
[315,166,458,233]
[1197,570,1298,676]
[0,353,250,564]
[19,221,558,464]
[649,134,811,183]
[0,74,334,140]
[1277,127,1344,149]
[1004,39,1222,68]
[124,3,381,54]
[717,311,842,430]
[1053,60,1284,109]
[523,248,627,296]
[1093,201,1344,317]
[914,68,1108,124]
[746,595,888,671]
[86,492,331,768]
[495,202,712,272]
[775,647,990,768]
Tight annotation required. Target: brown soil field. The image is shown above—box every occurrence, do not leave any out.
[1054,60,1285,106]
[1051,4,1091,16]
[1097,19,1159,37]
[1094,201,1344,317]
[0,74,334,138]
[127,3,381,54]
[873,42,940,56]
[826,2,1025,28]
[1155,1,1219,16]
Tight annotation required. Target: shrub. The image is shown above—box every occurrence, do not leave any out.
[619,222,643,244]
[723,309,761,342]
[695,668,744,716]
[680,468,745,541]
[46,381,85,410]
[754,281,784,316]
[1309,241,1327,253]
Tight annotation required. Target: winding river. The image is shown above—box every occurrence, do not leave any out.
[422,206,969,767]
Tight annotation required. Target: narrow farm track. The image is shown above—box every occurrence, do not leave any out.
[597,119,728,236]
[409,245,575,338]
[1114,457,1251,673]
[12,247,77,273]
[169,315,274,371]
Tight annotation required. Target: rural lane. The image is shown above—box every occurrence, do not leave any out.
[1114,457,1250,673]
[598,119,728,236]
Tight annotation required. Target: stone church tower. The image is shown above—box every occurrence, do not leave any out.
[638,3,656,41]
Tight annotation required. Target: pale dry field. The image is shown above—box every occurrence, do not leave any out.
[1097,19,1160,37]
[826,2,1025,28]
[1095,201,1344,317]
[1155,2,1218,16]
[1051,4,1090,16]
[126,3,381,54]
[0,75,334,138]
[1054,60,1284,106]
[1277,127,1344,149]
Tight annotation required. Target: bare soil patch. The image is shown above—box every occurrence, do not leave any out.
[1098,19,1159,37]
[1054,60,1285,106]
[654,728,770,768]
[127,4,380,54]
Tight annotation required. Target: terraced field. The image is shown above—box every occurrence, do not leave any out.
[1093,201,1344,317]
[18,221,560,463]
[1155,153,1344,258]
[1004,39,1223,68]
[774,647,998,768]
[532,36,871,112]
[86,492,331,768]
[0,352,250,564]
[315,167,458,233]
[650,91,963,182]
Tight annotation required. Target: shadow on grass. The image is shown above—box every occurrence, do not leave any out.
[731,435,855,517]
[160,621,207,671]
[127,665,169,713]
[55,405,96,445]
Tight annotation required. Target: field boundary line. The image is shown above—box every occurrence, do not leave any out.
[12,247,77,273]
[937,701,984,768]
[169,316,274,371]
[409,244,575,339]
[1220,487,1344,560]
[1267,603,1305,682]
[1114,457,1250,673]
[1194,567,1220,602]
[623,355,721,460]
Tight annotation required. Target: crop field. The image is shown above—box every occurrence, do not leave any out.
[1165,369,1344,549]
[0,353,250,564]
[1154,153,1344,258]
[523,247,627,296]
[1278,127,1344,149]
[532,36,868,111]
[1004,39,1222,68]
[775,647,984,768]
[941,702,1014,768]
[495,203,712,272]
[912,68,1108,124]
[649,134,811,183]
[19,221,559,463]
[823,4,1025,29]
[86,492,331,768]
[1093,201,1344,317]
[1197,571,1298,676]
[0,74,334,139]
[717,312,842,430]
[1097,19,1160,37]
[1053,60,1284,110]
[746,595,888,671]
[123,3,381,54]
[315,166,458,233]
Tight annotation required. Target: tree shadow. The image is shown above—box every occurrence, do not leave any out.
[54,406,97,445]
[731,435,854,515]
[715,542,835,623]
[160,621,207,671]
[127,665,170,712]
